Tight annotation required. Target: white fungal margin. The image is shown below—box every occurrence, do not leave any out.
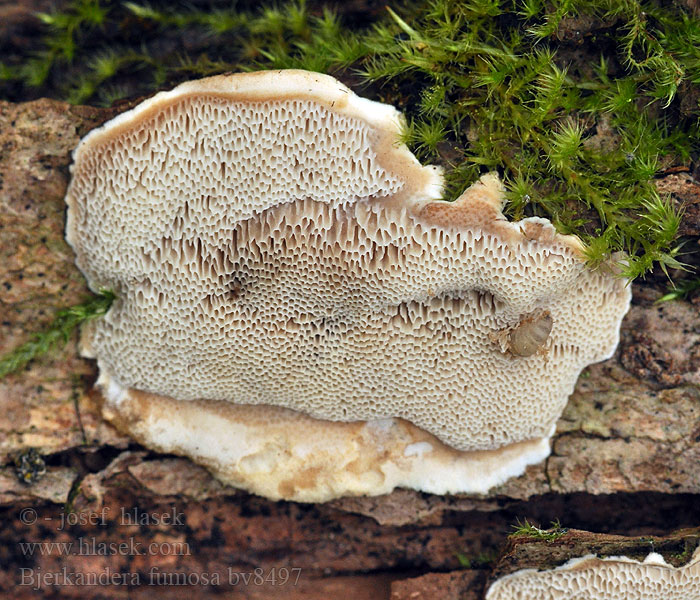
[99,371,553,502]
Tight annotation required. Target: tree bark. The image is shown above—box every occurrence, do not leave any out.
[1,98,699,599]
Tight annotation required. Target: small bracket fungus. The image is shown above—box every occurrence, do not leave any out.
[485,547,700,599]
[65,70,631,501]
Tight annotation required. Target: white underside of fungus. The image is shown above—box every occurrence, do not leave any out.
[65,70,631,502]
[485,548,700,599]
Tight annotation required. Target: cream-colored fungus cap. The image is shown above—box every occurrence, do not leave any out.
[485,547,700,599]
[66,70,631,501]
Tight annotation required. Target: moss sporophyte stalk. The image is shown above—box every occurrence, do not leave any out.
[1,0,699,375]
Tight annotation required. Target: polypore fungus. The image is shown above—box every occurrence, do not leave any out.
[65,70,631,501]
[485,548,700,599]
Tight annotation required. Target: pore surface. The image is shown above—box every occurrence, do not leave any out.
[486,550,700,600]
[66,71,631,456]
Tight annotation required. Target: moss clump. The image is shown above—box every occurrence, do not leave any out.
[510,518,568,541]
[0,290,114,378]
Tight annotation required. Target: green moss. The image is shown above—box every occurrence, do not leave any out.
[510,518,568,541]
[0,290,114,379]
[456,549,498,568]
[657,275,700,302]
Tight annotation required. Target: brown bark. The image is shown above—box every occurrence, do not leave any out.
[390,570,486,600]
[491,527,700,578]
[481,527,700,599]
[1,98,699,599]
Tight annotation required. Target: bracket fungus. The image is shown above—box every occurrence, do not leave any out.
[485,547,700,599]
[65,70,631,502]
